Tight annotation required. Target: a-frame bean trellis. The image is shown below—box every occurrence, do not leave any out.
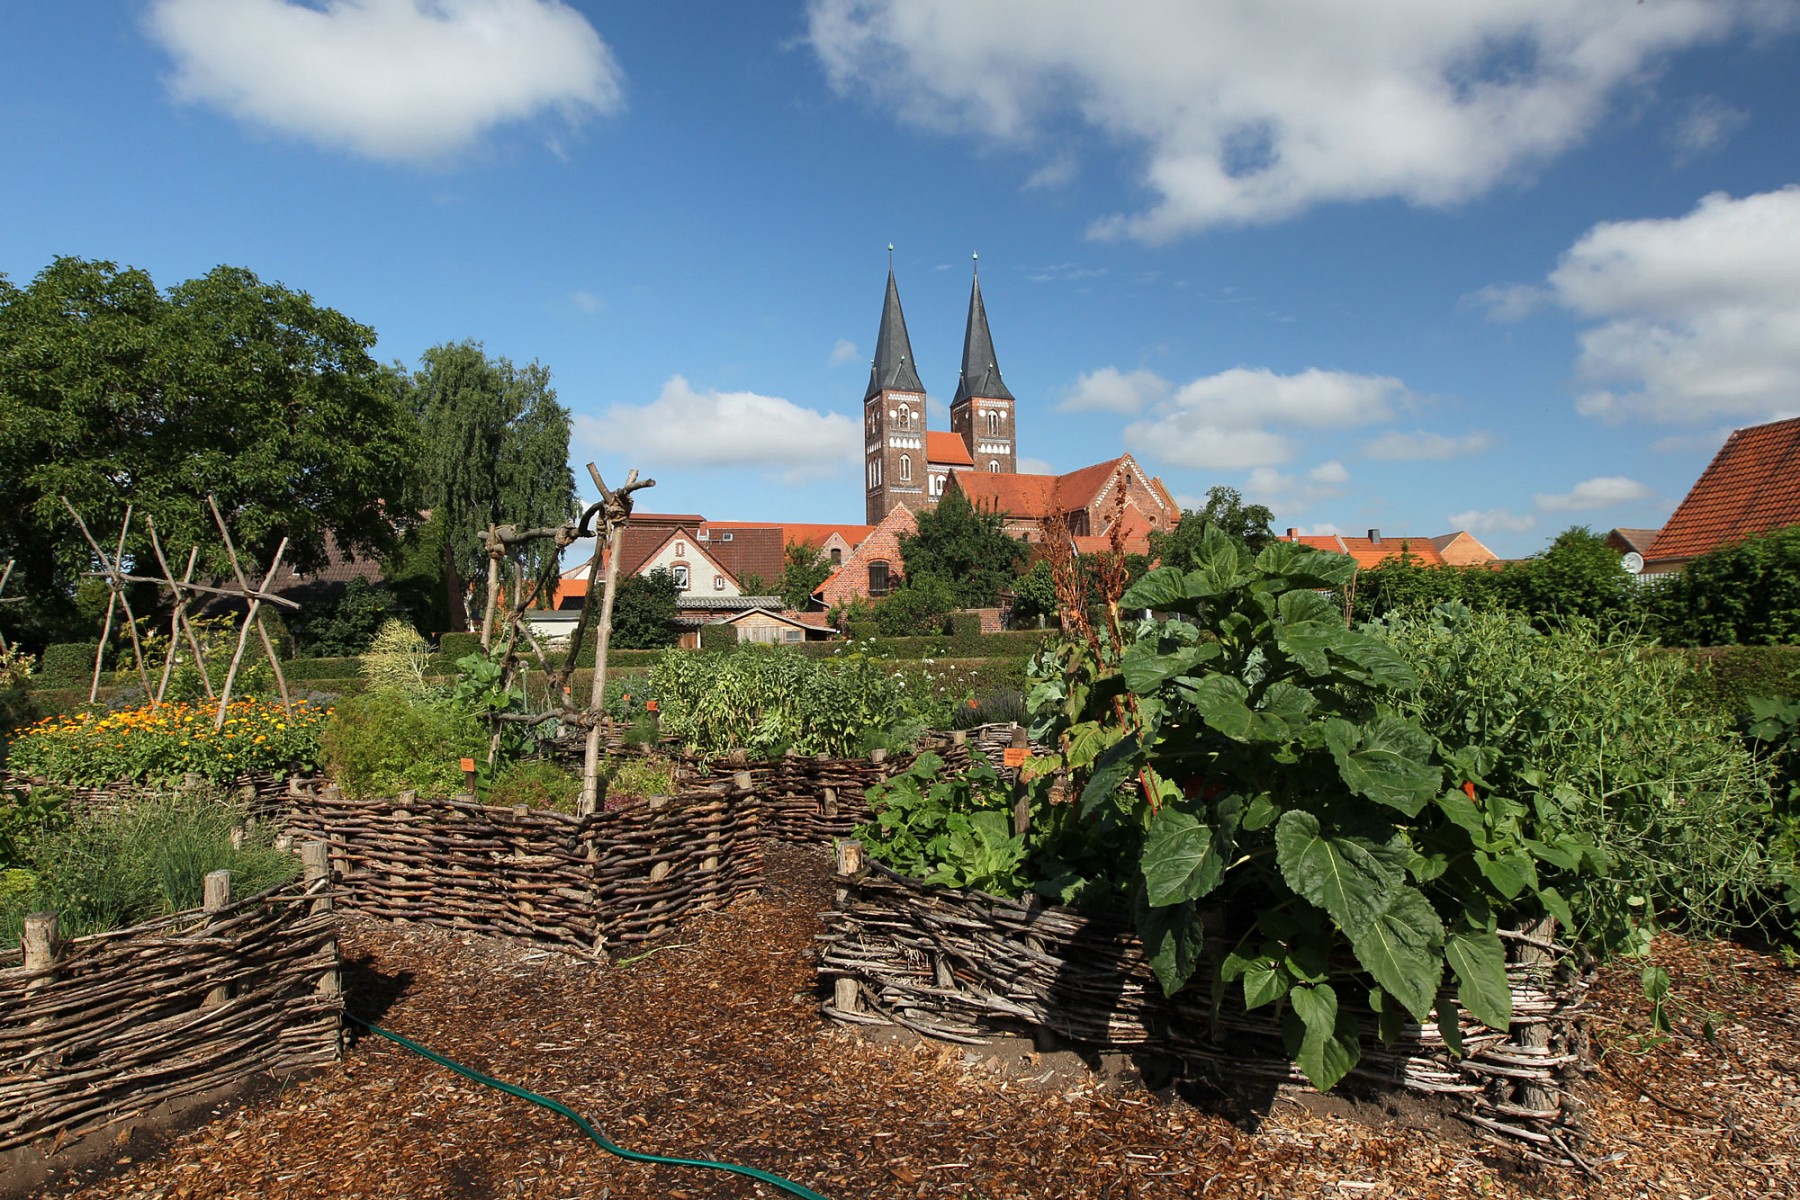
[60,494,299,727]
[469,462,655,816]
[0,559,22,654]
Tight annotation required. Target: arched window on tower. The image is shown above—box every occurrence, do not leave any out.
[898,402,914,429]
[899,454,912,482]
[988,461,1000,472]
[986,410,1001,437]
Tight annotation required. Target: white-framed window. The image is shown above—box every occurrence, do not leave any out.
[674,541,685,556]
[988,461,1000,472]
[868,458,882,488]
[713,574,726,590]
[986,410,1001,436]
[672,564,690,590]
[899,454,912,482]
[898,402,914,429]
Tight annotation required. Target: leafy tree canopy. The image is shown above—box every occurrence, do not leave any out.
[897,487,1027,609]
[406,341,576,628]
[777,541,835,611]
[610,566,681,650]
[1147,485,1275,569]
[0,257,413,636]
[876,574,957,637]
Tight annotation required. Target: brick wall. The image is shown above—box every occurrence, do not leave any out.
[819,504,917,610]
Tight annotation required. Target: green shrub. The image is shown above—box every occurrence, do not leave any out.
[1676,645,1800,719]
[278,656,364,682]
[487,759,581,812]
[319,692,487,799]
[437,632,483,662]
[1643,524,1800,646]
[947,612,983,651]
[0,791,298,947]
[699,623,735,652]
[361,619,433,698]
[39,643,98,681]
[1376,604,1787,950]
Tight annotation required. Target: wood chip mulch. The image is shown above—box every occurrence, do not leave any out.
[22,845,1800,1200]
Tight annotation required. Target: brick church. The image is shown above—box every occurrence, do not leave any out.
[859,258,1177,547]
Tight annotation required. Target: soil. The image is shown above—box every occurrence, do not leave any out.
[12,843,1800,1200]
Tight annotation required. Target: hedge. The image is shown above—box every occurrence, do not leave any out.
[436,632,483,662]
[1675,645,1800,718]
[277,656,362,682]
[38,643,98,681]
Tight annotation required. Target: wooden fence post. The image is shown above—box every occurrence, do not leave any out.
[203,870,232,1009]
[22,911,61,994]
[301,842,340,1000]
[831,839,864,1014]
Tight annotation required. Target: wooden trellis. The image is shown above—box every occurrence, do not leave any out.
[59,494,299,724]
[466,462,655,817]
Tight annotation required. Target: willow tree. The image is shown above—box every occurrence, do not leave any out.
[411,341,576,630]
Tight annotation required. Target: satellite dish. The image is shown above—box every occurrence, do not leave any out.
[1621,552,1644,575]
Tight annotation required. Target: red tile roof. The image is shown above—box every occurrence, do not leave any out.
[955,471,1058,517]
[1647,417,1800,564]
[926,431,974,467]
[1052,457,1128,512]
[701,521,875,550]
[1282,533,1447,569]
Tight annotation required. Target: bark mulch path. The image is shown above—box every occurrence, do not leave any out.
[22,844,1800,1200]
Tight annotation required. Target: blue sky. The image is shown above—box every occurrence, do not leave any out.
[4,2,1799,558]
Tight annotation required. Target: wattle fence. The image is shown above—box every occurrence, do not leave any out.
[818,854,1592,1166]
[0,853,342,1156]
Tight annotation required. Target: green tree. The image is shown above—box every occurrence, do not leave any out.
[288,576,400,657]
[409,341,576,630]
[609,567,681,650]
[897,487,1026,608]
[0,257,414,641]
[1642,524,1800,646]
[1515,526,1634,628]
[1147,486,1276,569]
[776,541,835,610]
[875,574,957,637]
[1010,558,1058,627]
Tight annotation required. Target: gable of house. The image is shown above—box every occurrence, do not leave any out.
[1281,529,1449,568]
[1646,416,1800,570]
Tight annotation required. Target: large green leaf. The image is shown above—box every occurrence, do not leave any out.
[1473,848,1537,899]
[1445,928,1512,1032]
[1322,632,1420,690]
[1274,810,1402,937]
[1123,565,1214,612]
[1347,885,1445,1023]
[1276,588,1342,627]
[1135,894,1206,996]
[1121,638,1206,694]
[1274,622,1334,677]
[1282,1000,1362,1090]
[1142,806,1226,905]
[1323,716,1442,817]
[1079,730,1141,815]
[1254,539,1357,588]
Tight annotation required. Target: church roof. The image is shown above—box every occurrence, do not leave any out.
[863,267,925,402]
[926,431,974,467]
[953,271,1013,406]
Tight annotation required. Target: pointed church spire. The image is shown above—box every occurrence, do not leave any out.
[864,255,925,403]
[954,255,1013,406]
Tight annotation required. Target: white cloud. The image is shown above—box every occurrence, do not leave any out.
[1541,186,1800,424]
[1016,456,1055,474]
[1668,95,1749,161]
[1023,151,1078,191]
[1309,461,1351,486]
[1533,476,1652,512]
[575,375,858,481]
[1299,523,1348,538]
[805,1,1791,240]
[1060,367,1170,414]
[1123,367,1407,469]
[1447,507,1537,534]
[145,0,624,163]
[1465,283,1550,323]
[570,290,603,314]
[1244,461,1351,510]
[829,338,861,365]
[1362,429,1493,461]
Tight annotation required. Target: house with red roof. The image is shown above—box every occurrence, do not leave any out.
[1277,528,1497,569]
[1643,416,1800,574]
[948,454,1179,556]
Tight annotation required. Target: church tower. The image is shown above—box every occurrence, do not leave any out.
[863,256,928,523]
[949,256,1017,476]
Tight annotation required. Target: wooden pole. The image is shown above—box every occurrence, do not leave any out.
[301,841,340,1001]
[480,525,503,653]
[22,911,61,992]
[831,840,864,1014]
[209,491,293,726]
[202,871,232,1008]
[578,465,655,817]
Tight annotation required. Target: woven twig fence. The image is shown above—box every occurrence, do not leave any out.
[0,849,342,1156]
[819,857,1591,1166]
[283,778,763,956]
[1,769,306,821]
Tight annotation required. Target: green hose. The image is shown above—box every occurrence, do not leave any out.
[345,1013,836,1200]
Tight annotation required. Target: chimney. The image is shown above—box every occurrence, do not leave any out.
[1368,528,1382,544]
[1286,527,1300,539]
